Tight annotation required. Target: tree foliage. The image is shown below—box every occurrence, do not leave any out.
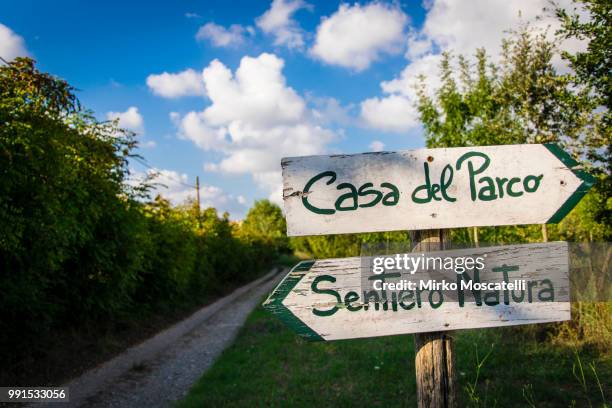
[415,24,610,242]
[556,0,611,237]
[240,199,289,253]
[417,27,596,152]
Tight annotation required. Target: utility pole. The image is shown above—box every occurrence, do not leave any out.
[196,176,201,214]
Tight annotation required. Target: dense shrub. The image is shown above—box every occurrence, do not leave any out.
[0,59,285,363]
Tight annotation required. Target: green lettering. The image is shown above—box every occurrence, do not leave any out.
[456,152,491,201]
[429,290,444,309]
[302,171,336,215]
[363,290,382,311]
[477,177,498,201]
[344,291,362,311]
[412,162,435,204]
[335,182,358,211]
[495,177,508,199]
[523,174,543,193]
[311,275,340,316]
[507,177,523,197]
[527,280,538,302]
[440,164,456,202]
[357,182,383,208]
[381,182,400,206]
[398,290,415,310]
[538,279,555,301]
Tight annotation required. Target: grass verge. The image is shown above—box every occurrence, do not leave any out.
[178,302,610,407]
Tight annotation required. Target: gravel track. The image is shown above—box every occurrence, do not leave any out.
[39,268,284,408]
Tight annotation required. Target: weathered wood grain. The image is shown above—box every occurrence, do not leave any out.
[411,229,456,408]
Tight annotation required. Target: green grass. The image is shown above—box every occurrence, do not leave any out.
[178,303,610,408]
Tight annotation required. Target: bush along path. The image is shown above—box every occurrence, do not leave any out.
[35,268,284,408]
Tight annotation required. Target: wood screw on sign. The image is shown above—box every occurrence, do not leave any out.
[410,229,456,408]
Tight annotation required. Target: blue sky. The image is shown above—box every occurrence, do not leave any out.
[1,0,574,218]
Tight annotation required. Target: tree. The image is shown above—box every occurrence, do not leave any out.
[556,0,611,119]
[416,26,592,150]
[556,0,611,238]
[416,25,608,242]
[240,200,288,252]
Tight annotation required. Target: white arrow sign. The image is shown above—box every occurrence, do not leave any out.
[263,242,570,341]
[281,144,593,236]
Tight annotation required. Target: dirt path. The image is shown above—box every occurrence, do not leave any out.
[40,268,284,408]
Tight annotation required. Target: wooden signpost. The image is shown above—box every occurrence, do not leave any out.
[263,242,570,341]
[268,143,592,408]
[281,144,593,236]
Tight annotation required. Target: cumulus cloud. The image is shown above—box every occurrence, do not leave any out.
[106,106,144,135]
[361,94,419,133]
[412,0,578,61]
[256,0,309,49]
[146,68,206,98]
[360,0,582,132]
[360,54,441,131]
[196,22,250,47]
[310,3,407,71]
[173,53,336,204]
[0,23,28,62]
[309,96,353,126]
[369,140,385,152]
[140,140,157,149]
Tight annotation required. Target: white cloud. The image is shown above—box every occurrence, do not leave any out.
[412,0,578,61]
[256,0,309,49]
[146,68,206,98]
[128,168,248,217]
[201,55,306,127]
[106,106,144,135]
[369,140,385,152]
[204,162,219,172]
[173,53,336,205]
[0,23,28,62]
[309,96,353,126]
[405,30,433,60]
[361,54,442,131]
[310,3,407,71]
[185,12,201,19]
[196,22,249,47]
[360,0,584,132]
[140,140,157,149]
[380,54,442,98]
[360,95,419,132]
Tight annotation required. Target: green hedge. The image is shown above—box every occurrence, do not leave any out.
[0,58,286,362]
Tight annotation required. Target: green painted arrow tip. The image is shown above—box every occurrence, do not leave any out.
[262,260,324,342]
[544,143,596,224]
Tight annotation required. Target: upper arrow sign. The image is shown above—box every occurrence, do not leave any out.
[281,144,594,236]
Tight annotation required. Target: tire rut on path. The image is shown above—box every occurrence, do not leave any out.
[41,268,284,408]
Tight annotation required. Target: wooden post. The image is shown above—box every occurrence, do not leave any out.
[411,229,457,408]
[473,227,479,248]
[542,224,548,242]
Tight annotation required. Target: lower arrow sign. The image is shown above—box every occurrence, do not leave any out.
[263,242,570,341]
